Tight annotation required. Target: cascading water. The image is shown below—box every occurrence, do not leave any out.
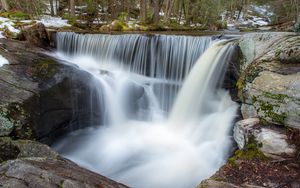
[53,33,238,188]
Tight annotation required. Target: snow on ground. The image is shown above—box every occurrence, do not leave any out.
[0,16,21,34]
[40,15,71,28]
[225,5,273,30]
[0,55,9,67]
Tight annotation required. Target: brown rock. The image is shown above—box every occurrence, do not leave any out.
[22,23,50,48]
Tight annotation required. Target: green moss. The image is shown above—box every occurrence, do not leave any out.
[32,58,58,81]
[256,99,287,125]
[9,11,30,20]
[245,66,263,83]
[263,92,288,102]
[209,177,225,182]
[229,137,267,168]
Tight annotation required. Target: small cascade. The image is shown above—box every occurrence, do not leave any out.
[53,33,238,188]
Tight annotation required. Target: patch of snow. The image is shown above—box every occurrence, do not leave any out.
[40,15,71,28]
[0,17,9,22]
[0,17,20,33]
[0,55,9,67]
[20,20,33,23]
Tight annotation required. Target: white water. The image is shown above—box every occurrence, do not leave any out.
[53,34,238,188]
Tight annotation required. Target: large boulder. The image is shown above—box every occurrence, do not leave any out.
[237,33,300,129]
[0,39,103,144]
[233,118,296,158]
[0,138,128,188]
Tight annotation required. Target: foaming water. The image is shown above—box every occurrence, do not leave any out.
[53,34,238,188]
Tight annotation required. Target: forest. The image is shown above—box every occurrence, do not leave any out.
[0,0,299,31]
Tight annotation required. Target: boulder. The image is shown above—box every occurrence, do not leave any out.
[22,23,50,48]
[237,33,300,129]
[0,158,128,188]
[233,118,260,149]
[0,39,103,144]
[0,138,128,188]
[233,118,296,158]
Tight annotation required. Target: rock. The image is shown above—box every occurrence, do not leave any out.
[0,137,128,188]
[197,180,239,188]
[238,32,297,71]
[233,118,296,158]
[256,128,295,158]
[233,118,260,149]
[241,104,258,119]
[0,158,128,188]
[0,116,14,136]
[0,39,103,144]
[0,137,59,163]
[100,20,128,31]
[237,33,300,129]
[244,71,300,129]
[22,23,50,48]
[110,20,123,31]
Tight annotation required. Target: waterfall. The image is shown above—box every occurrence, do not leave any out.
[56,33,212,111]
[53,33,238,188]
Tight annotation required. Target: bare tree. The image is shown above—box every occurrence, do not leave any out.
[70,0,75,16]
[1,0,9,11]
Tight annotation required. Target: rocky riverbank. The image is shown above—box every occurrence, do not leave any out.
[199,32,300,188]
[0,33,127,187]
[0,27,299,188]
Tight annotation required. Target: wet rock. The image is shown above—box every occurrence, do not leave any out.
[0,158,128,188]
[0,138,128,188]
[0,39,103,144]
[0,137,59,163]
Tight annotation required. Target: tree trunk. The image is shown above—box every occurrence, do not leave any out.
[70,0,75,17]
[49,0,55,16]
[1,0,9,11]
[140,0,147,22]
[153,0,160,24]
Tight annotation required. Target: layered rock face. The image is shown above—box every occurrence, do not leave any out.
[238,32,300,129]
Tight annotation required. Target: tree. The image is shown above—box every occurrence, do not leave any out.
[140,0,147,22]
[70,0,75,17]
[1,0,9,11]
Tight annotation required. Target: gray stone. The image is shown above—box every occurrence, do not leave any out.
[245,71,300,129]
[233,118,296,158]
[0,39,103,144]
[238,32,297,71]
[238,33,300,130]
[0,158,128,188]
[197,180,240,188]
[241,104,258,119]
[233,118,260,149]
[256,128,295,158]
